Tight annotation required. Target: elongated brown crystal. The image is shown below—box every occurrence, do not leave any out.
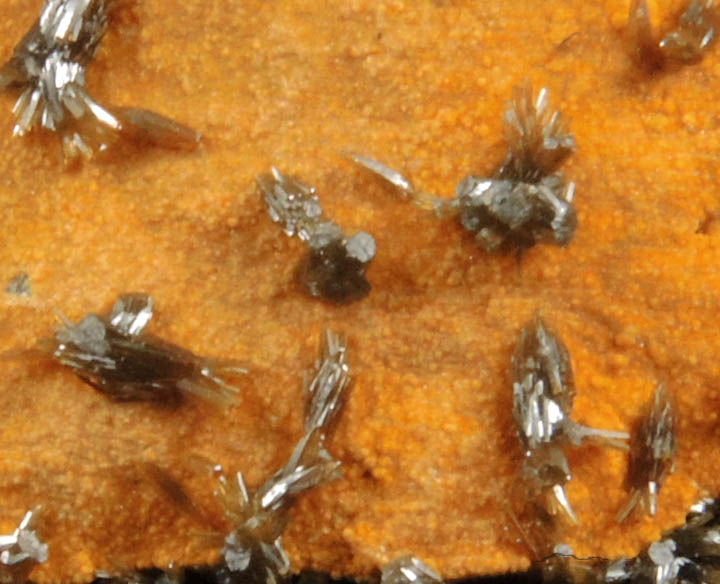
[617,384,677,521]
[661,1,717,61]
[512,315,576,451]
[52,293,244,406]
[113,108,202,151]
[5,272,30,296]
[497,83,576,183]
[303,329,350,437]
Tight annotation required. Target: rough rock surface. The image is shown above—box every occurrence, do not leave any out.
[0,0,719,581]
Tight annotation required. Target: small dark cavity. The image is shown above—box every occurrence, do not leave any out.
[6,272,30,296]
[696,209,718,234]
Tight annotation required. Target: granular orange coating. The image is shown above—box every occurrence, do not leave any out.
[0,0,719,581]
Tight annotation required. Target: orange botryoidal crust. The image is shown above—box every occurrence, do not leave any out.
[0,0,719,582]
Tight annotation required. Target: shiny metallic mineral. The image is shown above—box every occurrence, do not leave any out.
[303,329,350,438]
[0,0,200,159]
[511,315,629,523]
[51,293,246,405]
[350,82,577,252]
[381,557,443,584]
[539,496,720,584]
[212,330,349,584]
[257,168,376,304]
[0,509,48,584]
[617,384,677,522]
[605,497,720,584]
[628,0,717,69]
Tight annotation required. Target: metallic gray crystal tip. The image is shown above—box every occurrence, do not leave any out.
[303,329,350,436]
[381,556,443,584]
[348,152,415,198]
[0,509,48,568]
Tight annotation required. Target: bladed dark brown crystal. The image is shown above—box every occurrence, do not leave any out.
[52,293,244,406]
[617,384,677,521]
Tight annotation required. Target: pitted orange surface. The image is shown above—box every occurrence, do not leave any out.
[0,0,719,581]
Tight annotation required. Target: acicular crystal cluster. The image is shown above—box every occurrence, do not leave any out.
[511,315,629,523]
[52,293,246,406]
[0,509,48,584]
[350,82,577,252]
[0,0,200,159]
[546,497,720,584]
[617,384,677,521]
[257,168,376,304]
[213,330,349,584]
[628,0,716,68]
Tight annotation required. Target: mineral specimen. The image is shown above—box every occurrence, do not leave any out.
[350,82,577,252]
[2,0,719,579]
[661,1,717,60]
[0,0,200,159]
[215,433,340,584]
[213,330,349,584]
[52,293,245,405]
[303,329,350,437]
[257,168,375,304]
[537,496,720,584]
[111,108,201,152]
[605,497,720,584]
[5,272,30,296]
[347,154,415,199]
[0,509,48,584]
[669,498,720,582]
[381,557,443,584]
[628,0,716,68]
[511,315,629,522]
[617,384,677,522]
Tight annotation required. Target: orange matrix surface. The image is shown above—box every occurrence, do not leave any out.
[1,0,719,582]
